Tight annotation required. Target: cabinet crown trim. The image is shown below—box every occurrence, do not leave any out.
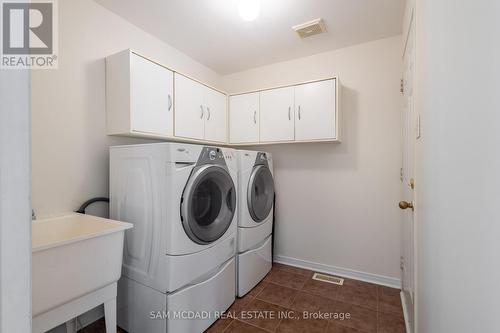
[228,77,339,97]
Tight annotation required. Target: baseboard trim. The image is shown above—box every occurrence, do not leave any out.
[273,255,401,288]
[400,291,413,333]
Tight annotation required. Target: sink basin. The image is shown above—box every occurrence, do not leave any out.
[32,213,132,333]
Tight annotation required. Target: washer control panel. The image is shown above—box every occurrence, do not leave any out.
[209,150,217,160]
[197,147,227,167]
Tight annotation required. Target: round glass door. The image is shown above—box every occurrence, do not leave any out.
[181,165,236,244]
[247,165,275,222]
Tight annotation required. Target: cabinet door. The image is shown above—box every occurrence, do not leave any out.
[174,74,205,140]
[229,93,259,144]
[259,86,295,142]
[204,88,227,143]
[294,79,336,140]
[130,53,173,136]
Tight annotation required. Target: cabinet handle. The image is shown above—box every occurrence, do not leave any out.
[298,106,301,120]
[168,95,172,111]
[207,107,211,120]
[288,107,291,120]
[200,105,204,119]
[253,110,257,124]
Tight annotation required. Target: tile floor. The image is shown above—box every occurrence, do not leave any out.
[82,263,406,333]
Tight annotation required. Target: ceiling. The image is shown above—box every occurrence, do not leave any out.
[95,0,405,75]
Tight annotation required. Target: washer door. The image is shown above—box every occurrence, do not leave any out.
[247,165,275,223]
[181,165,236,244]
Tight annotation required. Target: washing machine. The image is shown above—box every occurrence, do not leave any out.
[236,150,275,297]
[110,143,237,333]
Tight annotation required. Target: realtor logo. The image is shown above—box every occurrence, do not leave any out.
[1,0,58,69]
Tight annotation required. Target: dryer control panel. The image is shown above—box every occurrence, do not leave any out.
[197,147,227,168]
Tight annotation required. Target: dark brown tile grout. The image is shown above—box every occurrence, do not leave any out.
[254,281,300,309]
[218,319,234,333]
[257,272,392,312]
[263,264,405,332]
[377,285,380,333]
[233,318,278,333]
[85,263,405,333]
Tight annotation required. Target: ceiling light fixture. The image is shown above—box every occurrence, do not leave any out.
[238,0,261,22]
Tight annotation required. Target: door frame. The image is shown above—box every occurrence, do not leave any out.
[0,69,32,333]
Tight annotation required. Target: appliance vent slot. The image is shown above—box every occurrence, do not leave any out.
[312,272,344,285]
[292,18,326,39]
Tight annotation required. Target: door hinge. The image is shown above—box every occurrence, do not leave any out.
[400,79,404,94]
[400,168,404,182]
[400,256,405,270]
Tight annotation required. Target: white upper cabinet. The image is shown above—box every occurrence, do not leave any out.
[106,50,227,144]
[294,79,337,141]
[174,73,227,143]
[130,54,173,136]
[174,74,205,140]
[229,92,259,144]
[204,88,227,143]
[260,86,295,142]
[229,78,340,144]
[106,50,174,137]
[107,50,339,145]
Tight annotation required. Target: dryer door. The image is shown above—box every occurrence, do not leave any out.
[181,165,236,244]
[247,165,275,223]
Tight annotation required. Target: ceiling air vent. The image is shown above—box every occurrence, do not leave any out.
[292,18,326,39]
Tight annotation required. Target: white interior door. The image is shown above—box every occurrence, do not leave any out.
[260,86,295,142]
[204,88,227,143]
[130,53,173,136]
[174,74,205,140]
[294,79,336,141]
[229,93,259,144]
[400,7,416,333]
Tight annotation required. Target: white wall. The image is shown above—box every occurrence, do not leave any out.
[31,0,223,330]
[222,36,403,283]
[31,0,222,218]
[415,0,500,332]
[32,0,402,296]
[0,71,32,332]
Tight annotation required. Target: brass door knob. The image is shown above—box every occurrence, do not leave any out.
[399,201,414,210]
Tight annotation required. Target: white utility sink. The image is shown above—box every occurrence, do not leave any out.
[32,213,132,333]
